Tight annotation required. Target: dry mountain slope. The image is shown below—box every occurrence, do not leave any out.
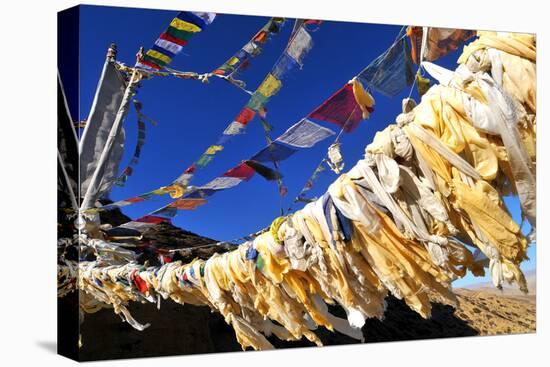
[453,270,536,335]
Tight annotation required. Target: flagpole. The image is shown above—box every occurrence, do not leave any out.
[80,45,140,211]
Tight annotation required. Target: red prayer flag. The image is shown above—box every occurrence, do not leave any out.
[159,32,189,46]
[223,162,256,181]
[126,197,145,203]
[132,272,149,294]
[184,164,196,174]
[308,83,363,132]
[235,107,256,125]
[136,215,171,224]
[253,30,268,43]
[137,58,162,70]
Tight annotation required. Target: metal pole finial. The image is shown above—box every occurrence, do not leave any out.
[107,43,117,61]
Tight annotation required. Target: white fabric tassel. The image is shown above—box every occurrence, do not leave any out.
[327,142,345,174]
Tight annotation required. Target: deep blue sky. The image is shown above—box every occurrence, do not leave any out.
[73,5,535,286]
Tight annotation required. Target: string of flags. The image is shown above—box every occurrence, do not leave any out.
[172,22,316,189]
[117,72,377,227]
[118,17,287,96]
[114,100,157,187]
[109,19,370,211]
[255,104,287,212]
[234,17,323,207]
[119,118,336,230]
[288,29,416,207]
[96,23,477,230]
[94,23,385,216]
[293,159,327,204]
[126,24,470,107]
[107,17,290,205]
[136,11,217,71]
[160,67,375,219]
[212,17,286,81]
[91,21,319,216]
[119,73,375,230]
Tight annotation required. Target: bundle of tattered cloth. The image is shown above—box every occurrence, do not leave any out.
[59,31,535,350]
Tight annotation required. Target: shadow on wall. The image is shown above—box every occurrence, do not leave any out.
[59,293,478,361]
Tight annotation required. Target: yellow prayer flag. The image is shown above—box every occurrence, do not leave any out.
[228,57,240,66]
[257,73,282,98]
[146,49,172,64]
[205,145,224,155]
[170,18,202,33]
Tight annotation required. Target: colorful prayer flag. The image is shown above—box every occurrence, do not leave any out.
[415,71,431,96]
[115,100,153,187]
[213,17,285,77]
[136,11,216,71]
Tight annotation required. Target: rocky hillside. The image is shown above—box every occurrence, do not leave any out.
[99,203,235,263]
[453,269,536,335]
[453,289,535,335]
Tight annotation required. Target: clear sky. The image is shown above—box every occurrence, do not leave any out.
[72,4,535,287]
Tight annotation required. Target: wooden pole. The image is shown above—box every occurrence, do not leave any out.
[80,45,139,211]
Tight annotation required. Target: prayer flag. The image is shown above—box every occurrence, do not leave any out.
[223,162,256,181]
[136,11,216,70]
[276,118,335,148]
[308,83,363,132]
[286,26,313,65]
